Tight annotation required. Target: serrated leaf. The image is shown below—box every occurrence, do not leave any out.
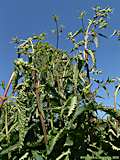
[69,106,85,124]
[0,143,20,155]
[68,96,77,117]
[47,128,67,155]
[87,49,96,68]
[108,129,117,138]
[56,149,70,160]
[105,141,120,151]
[61,96,73,117]
[19,152,29,160]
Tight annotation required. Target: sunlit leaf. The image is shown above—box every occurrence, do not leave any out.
[68,96,77,117]
[87,49,96,68]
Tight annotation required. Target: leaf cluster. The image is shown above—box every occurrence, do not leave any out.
[0,6,120,160]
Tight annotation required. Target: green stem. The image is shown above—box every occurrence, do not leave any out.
[84,20,93,83]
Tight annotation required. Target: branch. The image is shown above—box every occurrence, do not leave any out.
[33,71,48,145]
[0,72,15,107]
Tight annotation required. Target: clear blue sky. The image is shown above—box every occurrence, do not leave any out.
[0,0,120,106]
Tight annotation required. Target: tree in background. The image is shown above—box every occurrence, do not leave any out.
[0,5,120,160]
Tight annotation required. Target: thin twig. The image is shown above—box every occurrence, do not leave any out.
[34,72,48,145]
[0,72,15,107]
[55,20,59,49]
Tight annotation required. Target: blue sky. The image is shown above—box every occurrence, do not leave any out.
[0,0,120,106]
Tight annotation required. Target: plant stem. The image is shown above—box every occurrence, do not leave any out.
[34,71,48,145]
[84,20,93,83]
[55,20,59,49]
[0,72,15,108]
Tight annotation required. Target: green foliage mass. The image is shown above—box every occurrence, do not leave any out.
[0,6,120,160]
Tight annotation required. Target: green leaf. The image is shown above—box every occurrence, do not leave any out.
[0,143,20,155]
[105,141,120,151]
[83,84,91,94]
[68,96,77,117]
[71,28,83,38]
[47,128,67,155]
[87,49,96,68]
[61,96,73,117]
[19,152,29,160]
[56,149,70,160]
[69,106,86,125]
[1,80,5,90]
[73,64,79,93]
[32,151,44,160]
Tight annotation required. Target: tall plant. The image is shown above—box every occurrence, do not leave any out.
[0,6,120,160]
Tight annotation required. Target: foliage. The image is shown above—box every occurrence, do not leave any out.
[0,5,120,160]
